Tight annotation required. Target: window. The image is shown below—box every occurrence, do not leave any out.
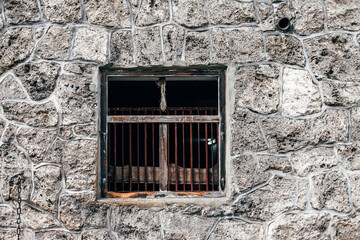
[99,68,226,198]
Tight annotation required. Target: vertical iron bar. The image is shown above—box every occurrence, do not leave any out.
[211,123,214,191]
[113,124,117,191]
[122,121,125,192]
[190,121,193,191]
[182,111,185,190]
[137,123,140,191]
[167,123,170,190]
[205,112,209,191]
[144,124,148,191]
[107,123,111,192]
[198,110,201,191]
[216,123,219,191]
[152,121,155,191]
[129,123,132,191]
[175,122,178,191]
[159,124,168,191]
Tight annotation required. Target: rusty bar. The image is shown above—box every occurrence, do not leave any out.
[182,111,186,191]
[190,114,194,191]
[152,119,155,191]
[107,123,110,191]
[108,115,219,123]
[129,123,132,191]
[121,116,125,192]
[159,124,168,191]
[211,123,214,191]
[205,113,209,191]
[113,124,117,191]
[216,123,219,191]
[144,124,148,191]
[198,120,201,190]
[167,123,170,190]
[137,123,140,191]
[175,122,178,191]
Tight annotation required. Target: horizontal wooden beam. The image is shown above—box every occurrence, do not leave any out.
[107,115,220,123]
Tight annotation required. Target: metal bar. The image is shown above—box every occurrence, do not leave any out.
[152,122,155,191]
[175,122,178,191]
[121,122,124,191]
[109,107,217,112]
[216,123,219,191]
[182,114,186,191]
[205,122,209,191]
[108,115,219,123]
[137,123,140,191]
[167,123,170,191]
[129,124,132,191]
[211,123,214,191]
[198,121,201,191]
[159,124,168,191]
[113,123,117,191]
[190,122,194,191]
[107,123,110,192]
[144,124,147,191]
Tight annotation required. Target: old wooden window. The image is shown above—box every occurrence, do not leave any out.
[100,68,225,198]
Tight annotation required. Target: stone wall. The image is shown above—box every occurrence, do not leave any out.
[0,0,360,239]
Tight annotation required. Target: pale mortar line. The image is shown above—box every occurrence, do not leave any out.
[35,0,45,22]
[205,217,221,240]
[320,0,329,33]
[68,25,77,60]
[0,0,7,28]
[338,166,356,214]
[78,0,87,23]
[159,25,166,63]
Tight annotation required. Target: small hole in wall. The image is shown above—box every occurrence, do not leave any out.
[278,18,291,31]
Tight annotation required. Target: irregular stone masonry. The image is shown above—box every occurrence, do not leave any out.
[0,0,359,239]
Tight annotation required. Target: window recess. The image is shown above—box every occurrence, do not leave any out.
[100,69,225,198]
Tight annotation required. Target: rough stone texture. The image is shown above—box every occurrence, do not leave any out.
[31,166,61,212]
[349,174,360,211]
[208,219,264,240]
[304,33,360,82]
[261,117,310,153]
[296,178,309,210]
[16,127,57,164]
[4,0,41,24]
[311,109,349,144]
[326,0,360,31]
[42,139,65,164]
[310,170,350,212]
[60,193,108,230]
[258,2,292,31]
[331,215,360,239]
[292,0,325,35]
[281,68,321,116]
[136,0,169,26]
[266,35,305,67]
[84,0,131,28]
[231,110,267,154]
[172,0,208,28]
[63,140,97,189]
[337,143,360,170]
[82,230,116,240]
[72,27,108,64]
[74,124,96,137]
[40,0,82,23]
[0,16,3,29]
[185,31,211,65]
[0,75,27,100]
[351,107,360,141]
[55,74,97,125]
[1,101,58,128]
[134,27,162,65]
[162,24,185,64]
[35,25,72,60]
[212,27,265,63]
[268,213,331,240]
[110,30,133,65]
[0,205,16,227]
[291,147,337,176]
[235,176,297,220]
[208,1,256,25]
[35,230,79,240]
[235,64,280,114]
[14,62,61,101]
[1,123,17,144]
[0,229,32,240]
[21,204,61,229]
[63,63,96,75]
[323,81,360,107]
[0,28,34,74]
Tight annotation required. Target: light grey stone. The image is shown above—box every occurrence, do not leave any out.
[110,30,133,65]
[291,147,337,177]
[172,0,208,28]
[134,27,162,65]
[162,24,185,64]
[40,0,82,23]
[82,230,116,240]
[323,81,360,107]
[291,0,325,35]
[4,0,41,24]
[235,176,297,220]
[1,123,17,144]
[136,0,169,26]
[326,0,360,31]
[296,178,308,210]
[337,143,360,170]
[35,26,45,39]
[0,75,27,100]
[208,1,256,25]
[60,193,108,230]
[0,205,16,227]
[63,140,97,189]
[35,230,79,240]
[208,219,264,240]
[185,31,211,65]
[74,124,96,137]
[268,213,331,240]
[232,154,259,193]
[31,166,61,212]
[35,25,72,60]
[72,27,108,64]
[84,0,130,28]
[0,229,32,240]
[349,174,360,211]
[304,33,360,82]
[331,215,360,240]
[266,35,305,67]
[310,170,350,212]
[351,107,360,141]
[281,68,321,116]
[235,64,280,114]
[21,204,60,229]
[17,127,57,165]
[0,28,34,74]
[257,154,292,182]
[258,2,292,31]
[231,110,267,154]
[2,101,58,128]
[212,27,265,63]
[311,109,349,144]
[63,63,96,75]
[14,62,61,101]
[55,74,97,125]
[42,139,65,164]
[0,118,6,141]
[261,117,310,153]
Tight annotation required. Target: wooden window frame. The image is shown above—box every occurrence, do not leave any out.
[99,67,226,198]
